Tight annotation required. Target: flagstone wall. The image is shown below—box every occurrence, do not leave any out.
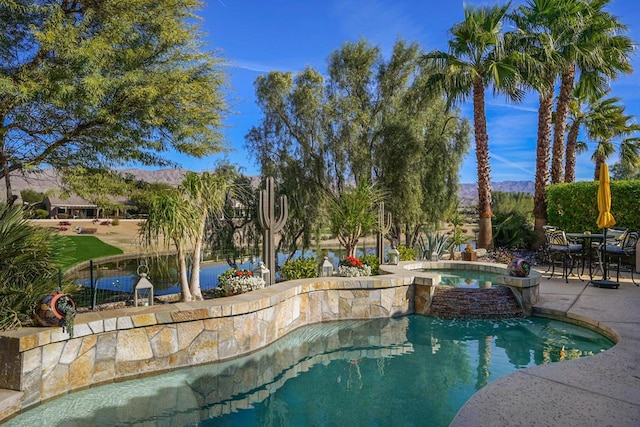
[0,261,538,421]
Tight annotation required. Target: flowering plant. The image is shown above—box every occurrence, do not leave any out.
[337,256,371,277]
[216,268,265,296]
[339,256,363,268]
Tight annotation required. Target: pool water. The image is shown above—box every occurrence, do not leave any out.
[425,268,500,288]
[5,316,612,427]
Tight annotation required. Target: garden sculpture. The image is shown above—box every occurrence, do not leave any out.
[377,202,392,264]
[258,177,288,285]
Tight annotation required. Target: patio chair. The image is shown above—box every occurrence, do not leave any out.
[592,227,628,276]
[546,229,583,283]
[541,225,558,273]
[598,231,638,285]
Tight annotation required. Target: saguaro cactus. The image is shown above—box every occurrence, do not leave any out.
[377,202,392,264]
[258,177,288,285]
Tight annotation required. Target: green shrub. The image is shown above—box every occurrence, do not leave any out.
[547,180,640,231]
[361,254,380,275]
[111,217,120,226]
[0,205,74,331]
[397,244,415,261]
[31,209,50,219]
[492,211,536,249]
[280,257,319,280]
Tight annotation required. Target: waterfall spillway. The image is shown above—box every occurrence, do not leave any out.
[428,286,525,320]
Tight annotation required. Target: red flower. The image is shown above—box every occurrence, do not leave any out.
[236,271,243,276]
[246,270,252,276]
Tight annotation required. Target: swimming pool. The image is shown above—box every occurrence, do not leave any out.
[4,316,612,426]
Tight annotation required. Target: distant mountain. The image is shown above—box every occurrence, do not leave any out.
[2,168,190,195]
[458,181,535,206]
[4,169,534,206]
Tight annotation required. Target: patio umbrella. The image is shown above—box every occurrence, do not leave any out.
[592,163,617,288]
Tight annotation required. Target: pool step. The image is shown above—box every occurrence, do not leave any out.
[428,287,525,320]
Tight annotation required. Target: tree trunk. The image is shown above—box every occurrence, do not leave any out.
[473,79,493,249]
[564,120,580,183]
[594,156,604,180]
[1,153,14,205]
[188,211,206,300]
[551,64,575,184]
[533,89,554,248]
[176,244,193,302]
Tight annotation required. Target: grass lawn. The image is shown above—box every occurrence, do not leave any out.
[56,236,124,270]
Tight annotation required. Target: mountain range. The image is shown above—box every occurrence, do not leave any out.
[4,168,534,205]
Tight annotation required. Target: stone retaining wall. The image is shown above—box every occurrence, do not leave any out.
[0,261,538,421]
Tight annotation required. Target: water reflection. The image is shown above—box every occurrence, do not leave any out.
[5,316,612,427]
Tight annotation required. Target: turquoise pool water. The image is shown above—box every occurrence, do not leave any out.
[424,268,500,288]
[5,316,612,426]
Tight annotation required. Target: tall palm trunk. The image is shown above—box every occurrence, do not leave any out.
[594,156,605,180]
[564,119,580,182]
[551,64,575,183]
[473,79,493,249]
[533,89,554,247]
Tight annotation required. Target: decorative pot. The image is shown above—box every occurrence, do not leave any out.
[34,292,76,327]
[462,251,477,261]
[508,258,531,277]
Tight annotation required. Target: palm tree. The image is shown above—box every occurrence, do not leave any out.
[586,103,640,180]
[423,3,521,249]
[509,0,568,244]
[181,171,230,300]
[141,190,198,301]
[141,171,232,301]
[551,0,634,183]
[564,87,617,182]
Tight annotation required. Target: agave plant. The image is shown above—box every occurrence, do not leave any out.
[418,231,452,260]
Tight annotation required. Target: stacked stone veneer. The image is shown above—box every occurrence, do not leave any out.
[0,261,538,421]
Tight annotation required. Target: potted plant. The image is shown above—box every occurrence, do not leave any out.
[34,292,77,337]
[462,243,477,261]
[215,268,266,296]
[337,256,372,277]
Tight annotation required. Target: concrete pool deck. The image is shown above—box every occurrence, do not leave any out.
[453,268,640,426]
[0,266,638,425]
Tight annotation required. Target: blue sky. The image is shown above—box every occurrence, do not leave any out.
[178,0,640,183]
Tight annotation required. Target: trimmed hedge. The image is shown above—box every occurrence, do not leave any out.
[546,180,640,232]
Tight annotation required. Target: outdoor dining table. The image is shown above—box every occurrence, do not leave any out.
[565,232,605,279]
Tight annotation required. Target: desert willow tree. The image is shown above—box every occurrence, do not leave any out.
[246,39,469,255]
[375,99,470,248]
[423,3,522,249]
[0,0,228,203]
[141,171,231,301]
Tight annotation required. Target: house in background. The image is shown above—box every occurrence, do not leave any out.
[43,195,98,219]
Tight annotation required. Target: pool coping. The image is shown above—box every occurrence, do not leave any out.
[0,262,638,425]
[452,266,640,426]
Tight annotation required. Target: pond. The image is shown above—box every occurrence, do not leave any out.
[4,316,613,427]
[69,247,377,299]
